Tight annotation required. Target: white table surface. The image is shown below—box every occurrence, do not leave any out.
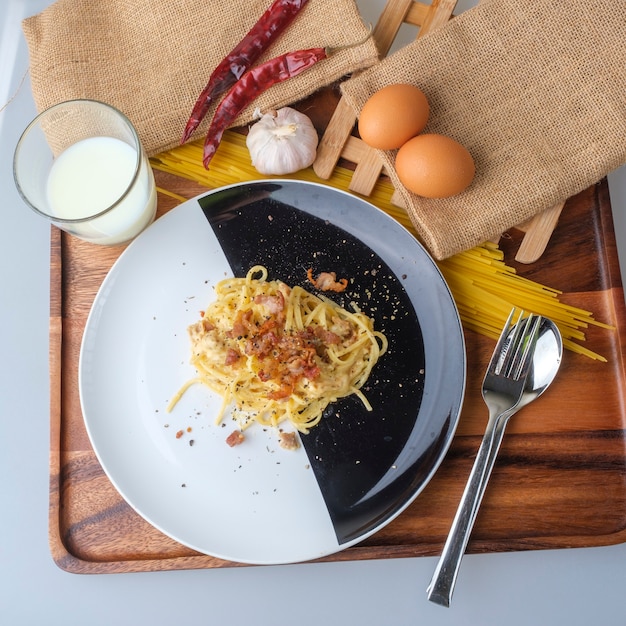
[1,1,625,624]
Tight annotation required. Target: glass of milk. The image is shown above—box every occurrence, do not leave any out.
[13,100,157,245]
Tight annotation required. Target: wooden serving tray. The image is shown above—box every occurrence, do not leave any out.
[47,0,626,574]
[49,167,626,573]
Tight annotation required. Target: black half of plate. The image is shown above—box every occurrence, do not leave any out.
[198,181,446,545]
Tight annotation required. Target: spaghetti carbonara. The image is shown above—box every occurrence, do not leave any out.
[169,266,387,436]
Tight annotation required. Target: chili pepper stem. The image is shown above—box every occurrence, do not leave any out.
[323,25,373,57]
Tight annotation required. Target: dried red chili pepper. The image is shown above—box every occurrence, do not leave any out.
[202,32,371,169]
[181,0,309,144]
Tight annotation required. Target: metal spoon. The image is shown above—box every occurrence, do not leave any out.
[469,316,563,529]
[427,316,563,607]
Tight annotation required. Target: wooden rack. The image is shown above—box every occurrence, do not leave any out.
[313,0,563,263]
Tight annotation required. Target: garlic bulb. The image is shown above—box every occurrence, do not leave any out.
[246,107,318,175]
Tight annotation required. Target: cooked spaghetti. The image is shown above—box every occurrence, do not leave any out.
[169,265,388,434]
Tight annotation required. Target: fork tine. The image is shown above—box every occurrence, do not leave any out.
[501,312,529,377]
[503,314,542,380]
[488,307,520,376]
[514,315,542,379]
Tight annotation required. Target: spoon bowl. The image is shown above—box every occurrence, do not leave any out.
[519,316,563,409]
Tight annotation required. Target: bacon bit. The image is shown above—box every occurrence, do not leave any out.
[279,431,299,450]
[254,291,285,314]
[303,364,320,379]
[306,268,348,292]
[201,318,215,332]
[257,316,280,335]
[175,430,184,439]
[226,430,245,447]
[330,316,354,340]
[188,317,215,337]
[245,330,279,359]
[314,326,342,345]
[227,309,254,338]
[251,325,322,398]
[267,383,294,401]
[224,348,241,366]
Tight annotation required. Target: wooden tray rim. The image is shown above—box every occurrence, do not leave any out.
[47,180,626,574]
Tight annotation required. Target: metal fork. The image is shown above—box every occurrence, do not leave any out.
[427,308,542,607]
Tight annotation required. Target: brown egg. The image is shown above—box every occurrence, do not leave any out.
[358,84,430,150]
[395,133,475,198]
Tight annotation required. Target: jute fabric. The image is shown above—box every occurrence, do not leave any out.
[23,0,378,157]
[341,0,626,259]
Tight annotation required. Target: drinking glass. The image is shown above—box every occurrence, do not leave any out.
[14,99,157,245]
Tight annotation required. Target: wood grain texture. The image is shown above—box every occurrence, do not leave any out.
[514,201,565,263]
[48,163,626,573]
[46,67,626,574]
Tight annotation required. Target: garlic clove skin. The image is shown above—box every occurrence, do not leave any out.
[246,107,319,176]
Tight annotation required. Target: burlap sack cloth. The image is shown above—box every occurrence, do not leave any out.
[22,0,378,157]
[341,0,626,260]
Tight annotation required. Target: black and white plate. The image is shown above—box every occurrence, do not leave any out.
[79,180,465,565]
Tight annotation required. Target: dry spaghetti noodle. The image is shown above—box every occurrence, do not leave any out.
[151,131,613,361]
[168,266,387,434]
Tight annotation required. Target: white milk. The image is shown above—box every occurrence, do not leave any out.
[46,136,157,245]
